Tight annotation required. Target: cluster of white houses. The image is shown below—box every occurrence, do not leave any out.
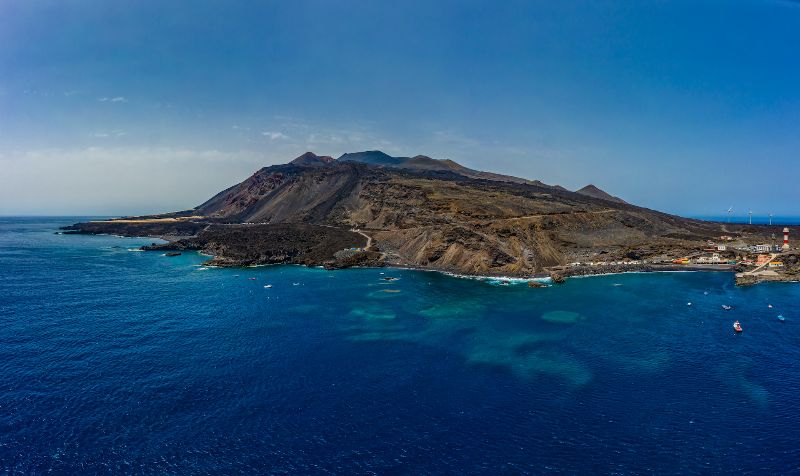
[673,228,791,268]
[567,260,648,267]
[566,229,791,269]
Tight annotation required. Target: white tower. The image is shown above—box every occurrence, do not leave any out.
[748,209,753,225]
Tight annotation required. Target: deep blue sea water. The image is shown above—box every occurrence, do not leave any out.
[693,215,800,226]
[2,217,800,474]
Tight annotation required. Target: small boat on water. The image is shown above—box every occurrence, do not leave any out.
[248,277,257,280]
[722,305,732,311]
[778,314,785,322]
[687,302,692,306]
[768,304,773,308]
[264,284,272,288]
[733,321,742,333]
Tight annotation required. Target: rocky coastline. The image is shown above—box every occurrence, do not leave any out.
[60,220,800,286]
[138,223,373,269]
[59,151,797,286]
[734,252,800,286]
[553,263,736,278]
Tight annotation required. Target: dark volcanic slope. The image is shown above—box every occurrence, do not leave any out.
[576,184,627,204]
[290,151,334,167]
[66,150,775,276]
[144,224,367,267]
[174,156,732,275]
[339,150,406,166]
[338,151,561,188]
[61,218,207,238]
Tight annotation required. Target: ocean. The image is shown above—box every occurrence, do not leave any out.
[692,215,800,226]
[2,217,800,473]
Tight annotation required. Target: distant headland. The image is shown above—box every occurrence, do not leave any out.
[62,151,799,285]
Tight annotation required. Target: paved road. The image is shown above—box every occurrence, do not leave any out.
[744,253,777,275]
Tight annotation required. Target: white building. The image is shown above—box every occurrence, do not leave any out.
[697,253,722,264]
[752,244,771,253]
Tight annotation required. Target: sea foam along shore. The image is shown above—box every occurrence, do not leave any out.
[443,272,552,285]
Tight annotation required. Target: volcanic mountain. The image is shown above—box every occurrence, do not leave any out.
[65,150,770,276]
[576,184,627,204]
[289,151,334,167]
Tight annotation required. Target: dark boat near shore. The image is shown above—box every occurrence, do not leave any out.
[165,252,182,257]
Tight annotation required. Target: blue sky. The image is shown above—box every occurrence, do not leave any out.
[1,0,798,217]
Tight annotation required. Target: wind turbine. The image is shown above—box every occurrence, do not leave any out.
[748,209,753,225]
[727,206,733,223]
[769,212,773,226]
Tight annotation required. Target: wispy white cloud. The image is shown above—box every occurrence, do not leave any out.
[23,89,53,97]
[306,133,344,145]
[98,96,128,103]
[91,130,126,139]
[223,116,403,156]
[261,131,290,140]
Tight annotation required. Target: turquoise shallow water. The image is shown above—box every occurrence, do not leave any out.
[2,217,800,473]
